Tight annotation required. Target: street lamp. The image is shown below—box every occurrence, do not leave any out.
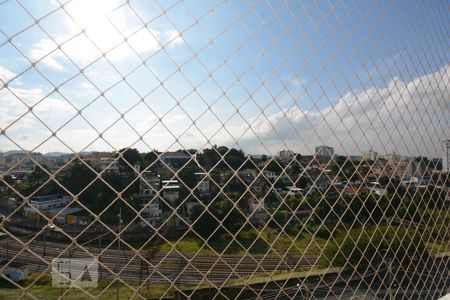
[43,224,56,257]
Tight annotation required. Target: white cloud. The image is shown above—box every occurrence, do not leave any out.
[29,39,65,71]
[1,63,448,156]
[28,0,184,71]
[164,30,184,47]
[0,77,75,137]
[0,66,17,82]
[29,28,183,71]
[228,64,450,157]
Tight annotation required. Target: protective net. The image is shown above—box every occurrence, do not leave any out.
[0,0,449,299]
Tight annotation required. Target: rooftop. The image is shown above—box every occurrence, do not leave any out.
[0,260,27,269]
[30,195,69,203]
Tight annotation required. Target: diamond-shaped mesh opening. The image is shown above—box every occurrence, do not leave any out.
[0,1,449,299]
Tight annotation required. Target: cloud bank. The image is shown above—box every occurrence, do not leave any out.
[231,64,450,157]
[0,63,449,157]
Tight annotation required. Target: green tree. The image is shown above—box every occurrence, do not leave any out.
[20,165,63,196]
[269,210,288,230]
[265,159,283,173]
[190,205,217,239]
[142,150,159,168]
[190,199,245,239]
[378,176,389,186]
[117,148,142,172]
[323,226,429,270]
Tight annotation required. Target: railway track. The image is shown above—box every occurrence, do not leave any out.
[0,238,318,283]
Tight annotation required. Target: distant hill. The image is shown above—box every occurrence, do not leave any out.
[44,152,70,157]
[4,150,29,156]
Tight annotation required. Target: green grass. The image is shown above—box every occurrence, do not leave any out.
[159,236,214,254]
[275,233,328,256]
[427,240,450,256]
[158,229,328,256]
[421,208,450,229]
[0,285,174,300]
[0,272,174,300]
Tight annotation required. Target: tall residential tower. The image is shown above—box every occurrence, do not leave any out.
[442,140,450,172]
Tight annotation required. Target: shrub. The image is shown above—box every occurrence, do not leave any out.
[322,226,429,270]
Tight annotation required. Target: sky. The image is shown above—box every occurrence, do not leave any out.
[0,0,449,158]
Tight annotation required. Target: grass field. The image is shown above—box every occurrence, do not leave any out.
[0,273,174,300]
[158,228,328,256]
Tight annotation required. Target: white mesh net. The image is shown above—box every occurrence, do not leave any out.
[0,0,449,299]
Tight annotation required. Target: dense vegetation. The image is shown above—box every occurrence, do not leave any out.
[323,226,430,270]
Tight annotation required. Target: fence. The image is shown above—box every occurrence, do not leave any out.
[0,0,449,299]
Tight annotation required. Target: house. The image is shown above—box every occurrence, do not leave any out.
[247,195,267,223]
[287,187,306,196]
[238,169,258,183]
[263,170,277,181]
[23,195,83,221]
[98,157,119,174]
[0,197,18,212]
[139,171,161,198]
[142,197,162,226]
[343,186,368,195]
[161,180,180,204]
[0,261,28,282]
[248,196,265,213]
[24,195,71,217]
[366,182,387,196]
[160,152,190,168]
[195,173,210,196]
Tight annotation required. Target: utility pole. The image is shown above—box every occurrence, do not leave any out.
[43,226,47,256]
[116,207,122,300]
[387,256,392,300]
[381,249,393,300]
[98,236,102,279]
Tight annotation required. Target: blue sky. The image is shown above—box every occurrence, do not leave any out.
[0,0,449,157]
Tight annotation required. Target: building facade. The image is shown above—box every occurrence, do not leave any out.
[315,145,335,157]
[443,139,450,173]
[364,149,378,161]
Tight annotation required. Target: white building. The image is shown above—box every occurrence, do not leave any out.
[366,182,387,196]
[161,180,180,203]
[442,139,450,173]
[98,157,119,173]
[144,199,162,218]
[278,150,294,163]
[23,195,83,221]
[382,152,402,164]
[315,145,335,157]
[139,171,160,197]
[263,170,277,181]
[248,196,265,213]
[195,173,210,195]
[27,195,71,211]
[0,261,28,282]
[0,152,6,168]
[364,149,378,161]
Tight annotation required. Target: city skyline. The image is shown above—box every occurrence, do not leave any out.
[0,1,448,157]
[0,142,447,160]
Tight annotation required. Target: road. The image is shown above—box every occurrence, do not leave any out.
[0,238,318,284]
